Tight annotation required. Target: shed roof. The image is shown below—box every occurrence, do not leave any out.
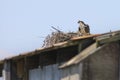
[0,30,120,64]
[0,34,99,63]
[60,30,120,68]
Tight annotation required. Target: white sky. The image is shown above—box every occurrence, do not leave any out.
[0,0,120,54]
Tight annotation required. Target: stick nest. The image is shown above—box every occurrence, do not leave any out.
[42,31,77,48]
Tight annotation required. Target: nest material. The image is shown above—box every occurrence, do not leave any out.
[42,32,77,48]
[42,20,91,48]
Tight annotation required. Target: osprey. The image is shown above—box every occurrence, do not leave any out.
[78,20,90,36]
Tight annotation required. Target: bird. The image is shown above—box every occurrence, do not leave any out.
[77,20,90,36]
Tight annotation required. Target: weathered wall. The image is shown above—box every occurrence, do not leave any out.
[29,63,83,80]
[60,63,83,80]
[29,64,60,80]
[86,42,120,80]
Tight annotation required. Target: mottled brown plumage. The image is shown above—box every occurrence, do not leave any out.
[78,20,90,36]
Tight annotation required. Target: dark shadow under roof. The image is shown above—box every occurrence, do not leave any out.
[59,43,108,68]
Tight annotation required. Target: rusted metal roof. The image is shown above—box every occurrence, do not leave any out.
[0,34,98,63]
[0,31,120,63]
[0,30,120,64]
[71,34,101,40]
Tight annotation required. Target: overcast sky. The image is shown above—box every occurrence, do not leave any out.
[0,0,120,55]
